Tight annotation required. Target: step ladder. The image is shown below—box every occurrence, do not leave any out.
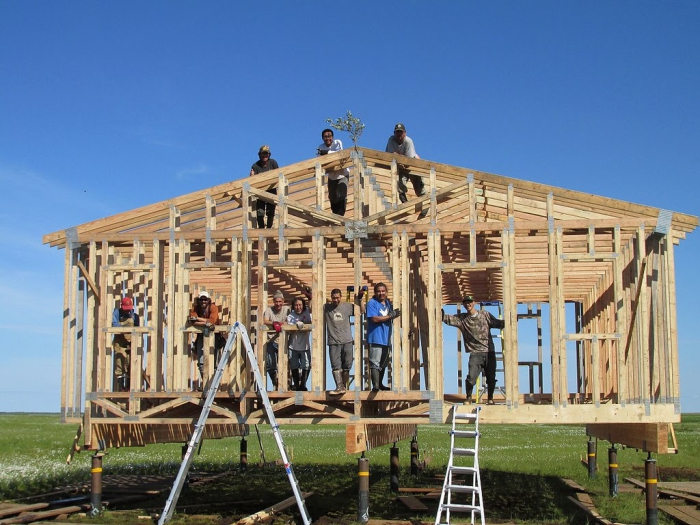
[159,322,311,525]
[435,405,485,525]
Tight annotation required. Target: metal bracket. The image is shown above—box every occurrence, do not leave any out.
[654,209,673,236]
[66,227,79,250]
[345,220,368,241]
[429,399,443,423]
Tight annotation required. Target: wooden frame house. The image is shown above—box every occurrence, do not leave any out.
[43,148,697,454]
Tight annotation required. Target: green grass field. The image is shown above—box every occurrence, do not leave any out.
[1,413,699,524]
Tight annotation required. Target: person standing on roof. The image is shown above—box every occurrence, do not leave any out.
[385,123,426,208]
[366,282,401,391]
[441,295,505,404]
[189,291,219,390]
[112,296,140,391]
[317,128,350,216]
[250,145,279,228]
[263,291,291,389]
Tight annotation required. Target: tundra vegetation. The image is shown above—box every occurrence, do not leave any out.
[1,413,698,524]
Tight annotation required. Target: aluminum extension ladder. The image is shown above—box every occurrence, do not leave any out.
[159,322,311,525]
[435,405,485,525]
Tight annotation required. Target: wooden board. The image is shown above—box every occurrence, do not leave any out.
[625,477,700,504]
[396,496,428,511]
[586,422,670,453]
[659,504,700,525]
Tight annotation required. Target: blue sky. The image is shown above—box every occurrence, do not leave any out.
[1,1,698,413]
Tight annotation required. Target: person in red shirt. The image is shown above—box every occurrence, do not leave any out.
[189,291,219,389]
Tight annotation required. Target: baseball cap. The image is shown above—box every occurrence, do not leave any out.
[258,145,271,155]
[394,123,406,132]
[462,295,474,303]
[273,291,285,300]
[120,297,134,309]
[198,291,210,299]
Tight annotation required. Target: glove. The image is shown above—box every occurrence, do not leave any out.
[302,287,312,300]
[390,308,401,319]
[296,321,305,330]
[441,309,445,321]
[273,321,282,333]
[189,316,197,322]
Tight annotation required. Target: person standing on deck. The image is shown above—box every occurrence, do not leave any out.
[366,282,401,391]
[442,295,504,404]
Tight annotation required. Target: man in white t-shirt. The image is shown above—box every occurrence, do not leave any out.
[318,128,350,216]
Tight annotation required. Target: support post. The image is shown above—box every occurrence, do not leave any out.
[410,436,419,476]
[390,443,399,492]
[608,445,618,497]
[90,453,103,516]
[646,454,658,525]
[240,437,248,471]
[358,454,369,523]
[587,438,596,479]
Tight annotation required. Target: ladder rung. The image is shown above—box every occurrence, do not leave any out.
[454,413,477,420]
[453,447,476,456]
[442,503,482,513]
[446,484,479,493]
[453,430,478,439]
[450,465,478,475]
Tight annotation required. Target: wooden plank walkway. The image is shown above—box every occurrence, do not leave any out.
[659,482,700,497]
[396,495,429,511]
[659,504,700,525]
[626,477,700,505]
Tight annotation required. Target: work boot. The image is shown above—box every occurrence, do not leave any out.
[370,369,381,392]
[342,369,350,389]
[330,370,345,395]
[488,382,496,401]
[378,368,391,391]
[299,369,309,391]
[465,380,474,404]
[291,369,300,391]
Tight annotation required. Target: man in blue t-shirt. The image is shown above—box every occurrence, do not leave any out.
[366,282,401,391]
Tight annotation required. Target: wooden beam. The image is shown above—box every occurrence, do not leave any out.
[586,422,670,453]
[345,423,417,454]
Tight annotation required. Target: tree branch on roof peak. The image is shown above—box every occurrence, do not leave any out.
[325,110,365,150]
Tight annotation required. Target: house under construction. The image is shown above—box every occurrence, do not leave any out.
[43,147,698,455]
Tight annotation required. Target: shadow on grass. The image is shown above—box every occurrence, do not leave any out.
[2,463,591,524]
[176,465,590,524]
